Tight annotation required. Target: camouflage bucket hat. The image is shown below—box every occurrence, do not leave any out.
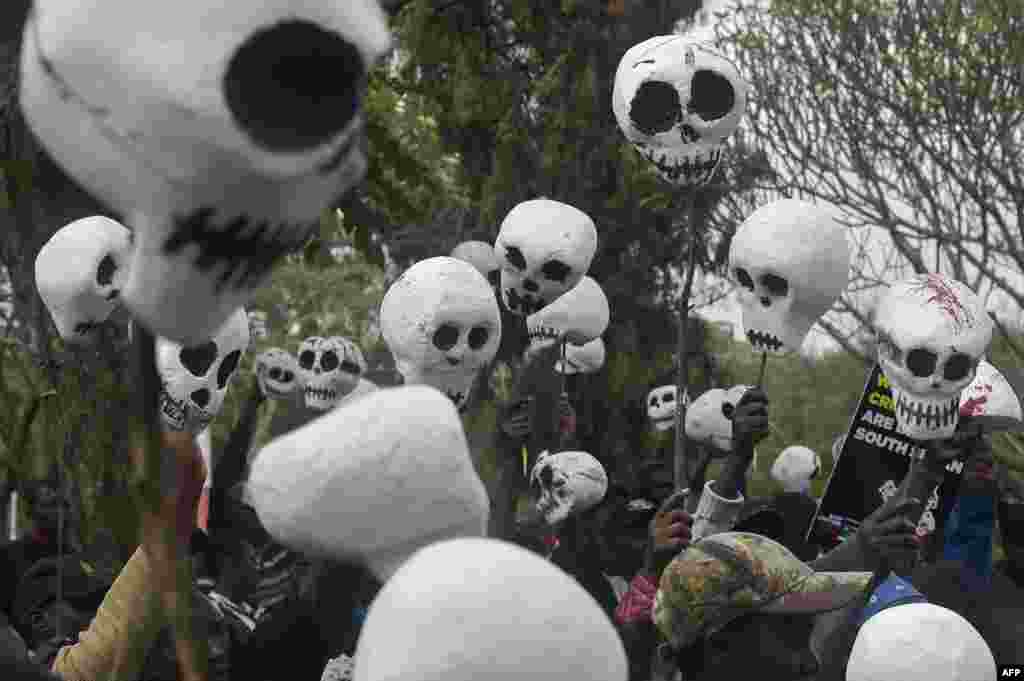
[654,532,872,650]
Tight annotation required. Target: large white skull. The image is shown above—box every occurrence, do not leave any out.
[450,240,500,288]
[525,276,609,357]
[874,274,993,440]
[959,359,1022,421]
[647,385,689,432]
[556,338,606,375]
[254,347,300,400]
[613,36,747,187]
[729,199,850,354]
[770,445,821,494]
[495,199,598,317]
[19,1,391,346]
[530,450,608,527]
[684,385,752,454]
[157,307,250,433]
[34,216,131,343]
[297,336,366,411]
[380,257,501,411]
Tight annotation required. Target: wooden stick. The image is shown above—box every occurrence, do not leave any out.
[674,191,700,491]
[756,351,768,387]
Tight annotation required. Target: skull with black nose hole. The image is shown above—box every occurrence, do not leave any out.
[296,336,366,411]
[647,385,688,432]
[530,450,608,527]
[254,347,300,400]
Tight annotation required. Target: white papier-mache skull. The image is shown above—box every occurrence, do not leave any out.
[556,337,606,375]
[960,359,1023,421]
[874,273,993,440]
[450,240,500,289]
[255,347,300,400]
[297,336,366,411]
[495,199,598,317]
[684,385,752,454]
[381,257,501,412]
[321,654,355,681]
[612,36,747,187]
[19,1,392,346]
[35,215,131,343]
[530,450,608,527]
[525,276,609,358]
[647,385,690,432]
[157,307,250,433]
[729,199,850,354]
[770,445,821,494]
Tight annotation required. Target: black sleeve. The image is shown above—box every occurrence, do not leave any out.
[209,391,263,537]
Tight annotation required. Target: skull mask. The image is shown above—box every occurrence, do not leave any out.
[556,338,606,375]
[495,199,598,317]
[530,450,608,527]
[450,240,500,289]
[647,385,688,432]
[35,216,131,343]
[770,445,821,494]
[729,199,850,353]
[381,257,501,412]
[255,347,300,400]
[613,36,747,187]
[19,0,391,345]
[874,274,993,440]
[684,385,752,454]
[157,307,250,433]
[297,336,366,411]
[959,359,1022,421]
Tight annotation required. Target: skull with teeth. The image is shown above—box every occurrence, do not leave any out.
[297,336,365,411]
[874,273,993,440]
[684,385,753,454]
[381,257,501,412]
[450,241,501,290]
[729,199,850,354]
[494,199,598,317]
[647,385,688,432]
[530,450,608,527]
[157,307,250,433]
[35,215,131,343]
[19,0,392,345]
[612,36,747,187]
[254,347,300,400]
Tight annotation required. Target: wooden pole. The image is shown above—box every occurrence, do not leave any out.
[673,192,700,490]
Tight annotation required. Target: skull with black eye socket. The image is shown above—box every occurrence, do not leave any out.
[157,308,250,433]
[297,336,365,411]
[254,347,300,400]
[529,450,608,527]
[494,199,598,317]
[381,257,502,412]
[647,385,688,432]
[684,385,752,455]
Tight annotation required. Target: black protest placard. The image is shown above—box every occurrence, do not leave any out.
[813,364,965,546]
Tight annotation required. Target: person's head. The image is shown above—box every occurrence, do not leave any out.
[654,532,872,680]
[846,602,996,681]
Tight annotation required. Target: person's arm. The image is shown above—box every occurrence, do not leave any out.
[208,384,264,537]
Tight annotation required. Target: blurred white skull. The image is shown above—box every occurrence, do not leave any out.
[450,240,500,288]
[525,276,609,358]
[297,336,365,411]
[321,654,354,681]
[770,445,821,494]
[556,337,606,375]
[729,199,850,354]
[255,347,300,400]
[684,385,752,454]
[613,36,747,186]
[381,257,501,411]
[959,359,1022,421]
[875,274,993,440]
[495,199,598,316]
[530,450,608,527]
[248,310,269,340]
[20,0,391,345]
[647,385,687,432]
[35,216,131,343]
[158,308,250,433]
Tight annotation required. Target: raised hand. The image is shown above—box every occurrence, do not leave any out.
[643,490,693,579]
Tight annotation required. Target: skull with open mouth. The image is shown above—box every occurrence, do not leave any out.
[530,450,608,527]
[254,347,300,400]
[729,199,850,354]
[297,336,365,411]
[157,307,250,433]
[35,215,131,343]
[381,257,501,412]
[647,385,688,432]
[613,36,747,187]
[874,273,992,440]
[494,199,597,317]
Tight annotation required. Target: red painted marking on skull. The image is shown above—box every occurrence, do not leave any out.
[909,274,974,332]
[960,391,990,417]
